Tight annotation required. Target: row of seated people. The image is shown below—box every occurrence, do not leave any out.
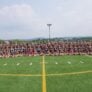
[0,41,92,58]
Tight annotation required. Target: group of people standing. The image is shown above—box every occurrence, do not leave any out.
[0,41,92,58]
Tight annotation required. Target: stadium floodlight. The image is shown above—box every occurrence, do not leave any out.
[47,24,52,42]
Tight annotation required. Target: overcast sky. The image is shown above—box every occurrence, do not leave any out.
[0,0,92,39]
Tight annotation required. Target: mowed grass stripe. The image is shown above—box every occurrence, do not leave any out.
[47,70,92,76]
[42,56,47,92]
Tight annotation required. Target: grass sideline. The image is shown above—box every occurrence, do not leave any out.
[0,55,92,92]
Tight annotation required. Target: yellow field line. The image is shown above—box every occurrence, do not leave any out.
[42,56,47,92]
[47,70,92,76]
[0,74,41,77]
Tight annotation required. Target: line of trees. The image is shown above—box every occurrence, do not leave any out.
[0,37,92,44]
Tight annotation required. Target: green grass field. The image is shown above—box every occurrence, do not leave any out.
[0,55,92,92]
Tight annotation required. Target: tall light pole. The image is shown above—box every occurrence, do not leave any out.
[47,24,52,42]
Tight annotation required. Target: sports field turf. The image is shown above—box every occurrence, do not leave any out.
[0,55,92,92]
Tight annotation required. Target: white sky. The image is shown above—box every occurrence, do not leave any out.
[0,0,92,39]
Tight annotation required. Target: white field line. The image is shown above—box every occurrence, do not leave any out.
[29,62,32,65]
[0,70,92,77]
[47,70,92,76]
[16,63,20,66]
[0,73,41,77]
[85,55,92,58]
[3,63,7,66]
